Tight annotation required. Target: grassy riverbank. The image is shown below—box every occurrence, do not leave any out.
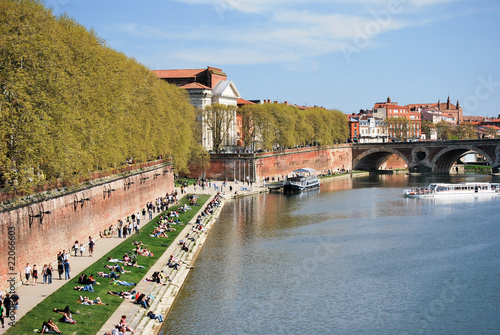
[5,194,210,335]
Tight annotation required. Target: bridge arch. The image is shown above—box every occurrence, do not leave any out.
[353,147,409,171]
[431,145,495,173]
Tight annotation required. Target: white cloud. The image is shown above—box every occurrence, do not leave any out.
[120,0,469,66]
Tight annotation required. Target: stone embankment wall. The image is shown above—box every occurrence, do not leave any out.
[188,145,353,181]
[0,164,174,292]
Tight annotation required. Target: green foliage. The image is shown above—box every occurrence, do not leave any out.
[202,104,236,153]
[0,0,197,192]
[386,117,410,139]
[238,104,348,150]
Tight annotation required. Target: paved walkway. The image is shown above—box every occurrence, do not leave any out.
[0,181,266,334]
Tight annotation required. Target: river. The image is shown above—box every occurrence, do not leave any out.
[161,174,500,335]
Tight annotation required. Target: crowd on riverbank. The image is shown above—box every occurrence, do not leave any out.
[0,185,225,335]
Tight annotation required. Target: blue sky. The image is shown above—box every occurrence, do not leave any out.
[47,0,500,117]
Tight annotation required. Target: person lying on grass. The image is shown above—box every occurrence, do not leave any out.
[78,295,107,305]
[123,259,145,268]
[53,306,79,315]
[107,289,136,299]
[73,284,94,292]
[135,246,154,257]
[97,271,120,278]
[40,318,63,334]
[149,227,168,238]
[105,264,130,273]
[110,279,136,286]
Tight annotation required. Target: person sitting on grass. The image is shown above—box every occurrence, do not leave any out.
[136,246,154,257]
[73,284,94,292]
[146,310,164,323]
[60,311,76,324]
[40,318,63,334]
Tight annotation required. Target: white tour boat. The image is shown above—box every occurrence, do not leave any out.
[403,182,500,198]
[283,168,320,193]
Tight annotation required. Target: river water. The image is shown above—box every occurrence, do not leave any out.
[161,174,500,335]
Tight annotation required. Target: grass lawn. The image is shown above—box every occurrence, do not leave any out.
[5,194,211,335]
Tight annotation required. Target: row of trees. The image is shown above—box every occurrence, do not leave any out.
[0,0,198,193]
[421,120,479,140]
[237,103,349,152]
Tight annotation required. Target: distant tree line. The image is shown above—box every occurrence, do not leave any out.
[0,0,197,193]
[238,103,349,151]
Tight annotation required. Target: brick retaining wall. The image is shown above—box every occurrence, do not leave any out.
[0,165,174,292]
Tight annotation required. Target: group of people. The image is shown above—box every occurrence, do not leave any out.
[9,185,222,334]
[1,291,20,328]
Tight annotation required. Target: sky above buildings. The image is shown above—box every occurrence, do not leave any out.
[48,0,499,117]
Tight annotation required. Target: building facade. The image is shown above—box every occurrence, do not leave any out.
[154,66,241,151]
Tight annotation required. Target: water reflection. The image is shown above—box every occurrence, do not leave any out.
[161,174,500,335]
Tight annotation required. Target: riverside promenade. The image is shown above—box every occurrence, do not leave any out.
[0,181,266,335]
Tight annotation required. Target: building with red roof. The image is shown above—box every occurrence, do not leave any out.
[153,66,242,151]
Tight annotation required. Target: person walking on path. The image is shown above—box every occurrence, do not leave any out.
[42,264,48,284]
[0,302,5,328]
[10,292,19,318]
[63,259,71,280]
[123,224,128,239]
[57,261,63,280]
[32,264,38,285]
[2,294,10,325]
[73,240,79,256]
[117,220,123,238]
[88,236,95,257]
[24,263,32,285]
[80,243,85,257]
[47,264,53,284]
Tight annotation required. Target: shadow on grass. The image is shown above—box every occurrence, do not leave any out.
[5,194,211,335]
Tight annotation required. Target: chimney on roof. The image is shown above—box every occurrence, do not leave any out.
[284,101,288,105]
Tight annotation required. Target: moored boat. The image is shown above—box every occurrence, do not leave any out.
[403,182,500,198]
[283,168,320,193]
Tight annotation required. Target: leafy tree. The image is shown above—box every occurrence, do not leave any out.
[386,117,410,140]
[435,121,452,140]
[202,103,236,153]
[457,122,478,140]
[0,0,197,193]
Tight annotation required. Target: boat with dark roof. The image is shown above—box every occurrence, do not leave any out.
[403,182,500,198]
[283,168,320,193]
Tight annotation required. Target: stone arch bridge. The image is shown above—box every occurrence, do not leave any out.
[352,139,500,174]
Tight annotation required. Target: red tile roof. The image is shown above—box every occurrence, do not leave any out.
[179,82,211,89]
[153,69,205,79]
[237,98,255,105]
